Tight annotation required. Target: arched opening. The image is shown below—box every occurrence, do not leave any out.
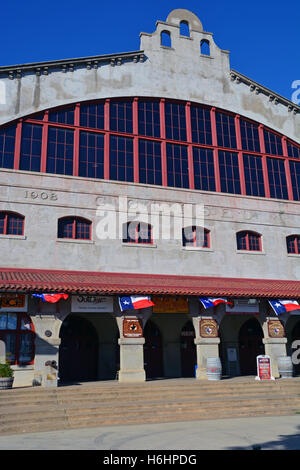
[180,21,190,37]
[236,231,262,251]
[291,321,300,376]
[200,39,210,56]
[143,320,164,379]
[180,320,196,377]
[57,216,91,240]
[59,315,98,383]
[238,318,264,375]
[161,30,171,48]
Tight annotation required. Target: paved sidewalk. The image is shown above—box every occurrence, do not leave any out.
[0,414,299,450]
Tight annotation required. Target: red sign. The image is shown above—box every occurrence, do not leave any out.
[256,355,274,381]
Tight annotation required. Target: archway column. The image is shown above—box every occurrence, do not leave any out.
[262,337,287,378]
[194,337,221,379]
[114,299,152,382]
[118,337,146,382]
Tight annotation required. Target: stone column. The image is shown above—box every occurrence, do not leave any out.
[262,337,288,378]
[190,297,223,380]
[118,337,146,382]
[30,300,67,387]
[194,337,220,379]
[114,298,152,383]
[260,304,288,378]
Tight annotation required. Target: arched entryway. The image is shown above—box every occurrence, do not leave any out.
[291,321,300,376]
[59,315,98,383]
[239,318,264,375]
[144,320,164,379]
[180,321,196,377]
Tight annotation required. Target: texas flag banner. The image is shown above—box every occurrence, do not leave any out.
[119,296,154,312]
[32,293,69,303]
[199,297,233,309]
[268,299,300,315]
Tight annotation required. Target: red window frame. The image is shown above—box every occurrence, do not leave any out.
[0,312,35,366]
[1,96,300,202]
[182,226,210,248]
[0,211,24,236]
[286,235,300,254]
[123,221,153,244]
[57,216,91,240]
[236,231,262,251]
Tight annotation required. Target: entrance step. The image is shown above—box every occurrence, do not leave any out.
[0,377,300,435]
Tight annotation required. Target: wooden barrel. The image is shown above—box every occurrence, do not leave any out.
[0,377,14,390]
[206,357,222,380]
[277,356,293,378]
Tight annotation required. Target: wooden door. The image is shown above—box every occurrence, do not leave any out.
[59,315,98,383]
[239,318,264,375]
[144,320,164,379]
[180,321,196,377]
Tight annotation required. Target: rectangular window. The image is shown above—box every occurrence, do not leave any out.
[216,112,236,149]
[0,125,16,169]
[289,160,300,201]
[166,143,189,188]
[48,106,75,125]
[218,151,241,194]
[165,102,187,141]
[240,119,260,152]
[287,141,300,160]
[138,100,160,138]
[192,147,215,191]
[267,157,288,199]
[264,129,283,156]
[19,123,42,172]
[243,154,265,197]
[110,101,133,133]
[139,139,162,186]
[190,106,212,145]
[80,102,105,130]
[110,135,133,182]
[46,127,74,175]
[79,131,104,179]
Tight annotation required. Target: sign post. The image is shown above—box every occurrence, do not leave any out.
[255,355,275,381]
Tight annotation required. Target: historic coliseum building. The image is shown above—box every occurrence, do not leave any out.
[0,9,300,387]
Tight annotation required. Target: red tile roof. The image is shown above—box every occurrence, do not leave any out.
[0,267,300,298]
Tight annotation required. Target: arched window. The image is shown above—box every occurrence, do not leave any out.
[182,226,210,248]
[180,21,190,37]
[236,231,262,251]
[0,312,35,365]
[123,221,153,244]
[286,235,300,254]
[0,211,24,236]
[58,216,91,240]
[161,30,171,48]
[200,39,210,56]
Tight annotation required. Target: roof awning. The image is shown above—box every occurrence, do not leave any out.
[0,268,300,298]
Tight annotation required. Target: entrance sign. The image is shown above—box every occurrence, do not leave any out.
[152,296,188,313]
[71,295,113,312]
[0,294,28,312]
[255,355,274,381]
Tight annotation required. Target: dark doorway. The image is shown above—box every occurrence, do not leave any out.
[180,321,196,377]
[291,321,300,376]
[59,315,98,383]
[144,320,164,379]
[238,318,264,375]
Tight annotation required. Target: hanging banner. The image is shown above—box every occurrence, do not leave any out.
[152,296,189,314]
[71,295,113,312]
[0,293,28,312]
[255,355,274,381]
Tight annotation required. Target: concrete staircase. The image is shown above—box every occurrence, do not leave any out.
[0,377,300,435]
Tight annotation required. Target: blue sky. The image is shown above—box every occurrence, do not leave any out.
[1,0,299,101]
